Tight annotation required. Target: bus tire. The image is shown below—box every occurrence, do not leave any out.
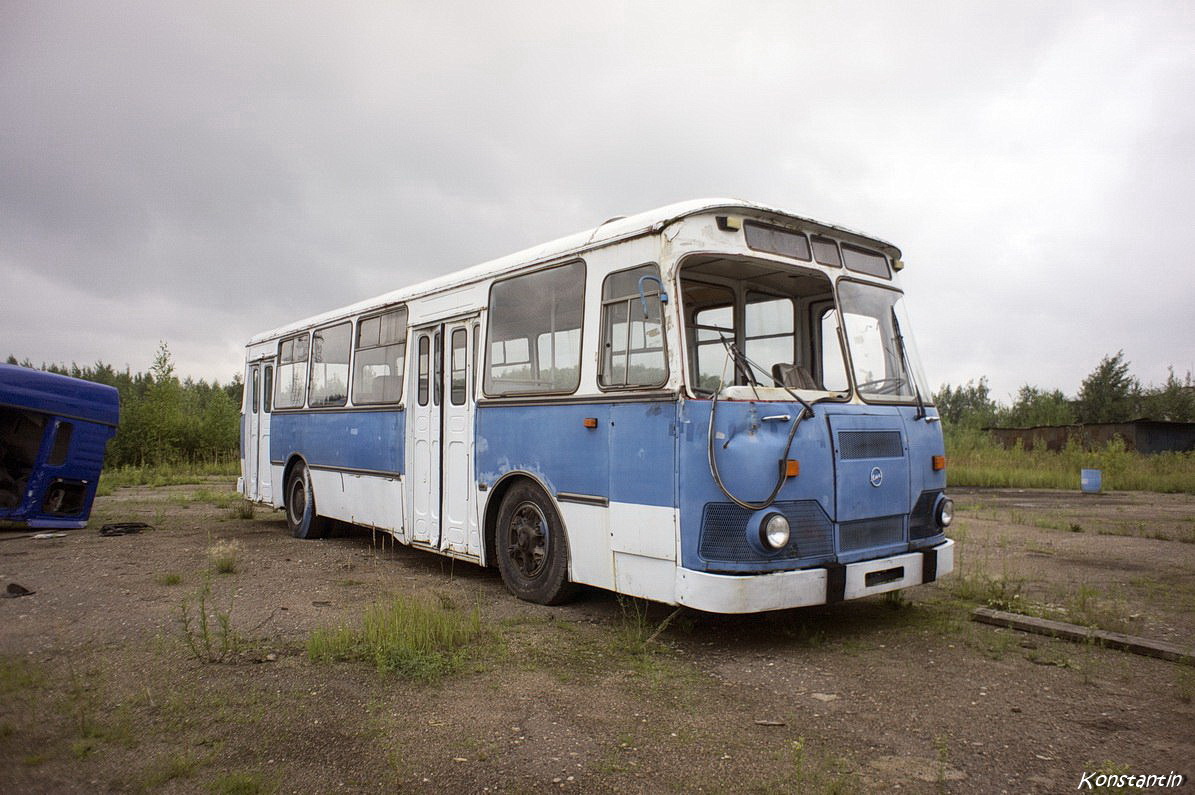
[285,464,328,540]
[495,482,575,605]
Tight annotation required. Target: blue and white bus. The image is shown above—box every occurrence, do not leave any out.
[239,199,954,613]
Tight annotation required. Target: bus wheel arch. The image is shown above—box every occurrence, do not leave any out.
[489,475,576,605]
[282,456,328,540]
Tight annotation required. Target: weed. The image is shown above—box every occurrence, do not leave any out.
[1176,664,1194,704]
[101,461,239,490]
[211,771,272,794]
[180,580,241,663]
[0,657,45,694]
[946,570,1025,610]
[208,539,240,574]
[785,736,860,793]
[934,734,951,792]
[137,752,203,789]
[1062,585,1132,634]
[230,500,255,520]
[1081,760,1133,794]
[156,572,183,586]
[308,593,483,681]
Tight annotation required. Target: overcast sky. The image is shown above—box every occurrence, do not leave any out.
[3,1,1192,401]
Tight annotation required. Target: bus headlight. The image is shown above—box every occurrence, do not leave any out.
[761,513,791,550]
[935,496,954,528]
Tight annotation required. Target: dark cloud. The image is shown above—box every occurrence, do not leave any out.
[2,1,1192,393]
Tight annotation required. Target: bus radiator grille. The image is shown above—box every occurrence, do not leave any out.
[839,516,905,552]
[837,430,903,460]
[909,489,943,539]
[699,500,834,564]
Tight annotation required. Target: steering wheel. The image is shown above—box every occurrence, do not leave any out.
[856,377,906,395]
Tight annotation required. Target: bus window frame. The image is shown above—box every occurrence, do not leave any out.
[274,331,311,410]
[482,259,587,399]
[597,262,669,392]
[351,304,409,407]
[835,276,930,406]
[307,320,352,409]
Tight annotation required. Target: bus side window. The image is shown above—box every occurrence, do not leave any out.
[484,260,585,396]
[353,306,408,405]
[450,328,467,405]
[309,322,351,407]
[417,335,429,407]
[276,334,310,409]
[251,367,260,414]
[598,263,667,389]
[263,366,273,413]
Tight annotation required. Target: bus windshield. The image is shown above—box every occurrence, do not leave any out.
[679,256,930,404]
[680,255,848,397]
[835,280,931,405]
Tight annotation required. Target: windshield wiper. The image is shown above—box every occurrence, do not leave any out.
[717,335,814,419]
[891,308,926,420]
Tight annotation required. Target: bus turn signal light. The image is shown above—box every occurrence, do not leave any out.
[785,459,800,477]
[583,417,598,429]
[932,455,946,471]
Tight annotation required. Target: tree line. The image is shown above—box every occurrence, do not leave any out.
[933,351,1195,429]
[6,343,242,467]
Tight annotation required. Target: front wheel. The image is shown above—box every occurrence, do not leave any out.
[285,464,328,539]
[495,482,575,605]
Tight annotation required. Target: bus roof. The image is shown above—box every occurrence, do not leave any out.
[0,364,120,427]
[247,197,900,346]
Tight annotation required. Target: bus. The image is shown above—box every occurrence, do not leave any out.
[239,199,954,613]
[1,363,119,529]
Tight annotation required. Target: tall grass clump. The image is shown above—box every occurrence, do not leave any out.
[307,594,483,681]
[944,427,1195,494]
[98,459,240,495]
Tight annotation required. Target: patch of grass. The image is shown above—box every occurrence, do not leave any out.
[207,539,240,574]
[99,461,239,492]
[945,427,1195,494]
[1055,584,1133,634]
[137,752,203,790]
[1080,760,1134,794]
[307,593,484,681]
[0,657,46,694]
[1176,663,1194,704]
[785,736,860,793]
[944,570,1025,610]
[210,770,272,794]
[230,500,255,520]
[155,572,183,586]
[171,488,242,509]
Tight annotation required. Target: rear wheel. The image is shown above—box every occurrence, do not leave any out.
[495,481,575,605]
[285,463,328,539]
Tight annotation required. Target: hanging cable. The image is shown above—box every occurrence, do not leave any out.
[706,337,811,511]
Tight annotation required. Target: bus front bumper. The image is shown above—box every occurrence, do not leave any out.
[674,539,954,614]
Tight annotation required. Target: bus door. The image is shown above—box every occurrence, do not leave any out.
[245,364,260,498]
[257,362,274,503]
[245,360,274,503]
[407,318,476,553]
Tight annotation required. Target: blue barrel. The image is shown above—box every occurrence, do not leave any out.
[1080,469,1102,493]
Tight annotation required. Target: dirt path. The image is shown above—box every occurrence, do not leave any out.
[1,484,1192,792]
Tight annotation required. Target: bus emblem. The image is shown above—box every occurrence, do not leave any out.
[869,467,884,488]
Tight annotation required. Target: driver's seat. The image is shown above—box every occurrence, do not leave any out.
[771,363,816,389]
